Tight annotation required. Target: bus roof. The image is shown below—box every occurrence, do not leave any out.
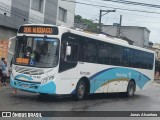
[20,24,57,27]
[58,26,155,54]
[18,24,155,54]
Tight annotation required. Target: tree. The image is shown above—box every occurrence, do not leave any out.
[74,15,82,23]
[74,15,99,32]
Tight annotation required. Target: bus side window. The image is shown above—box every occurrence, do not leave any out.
[59,41,79,72]
[122,48,130,67]
[111,45,122,66]
[83,42,97,63]
[66,43,78,62]
[98,43,111,65]
[60,42,66,61]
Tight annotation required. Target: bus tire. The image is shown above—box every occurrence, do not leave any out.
[126,81,135,97]
[74,80,86,100]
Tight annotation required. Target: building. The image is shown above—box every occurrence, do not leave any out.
[148,43,160,78]
[149,43,160,61]
[102,25,150,48]
[0,0,75,59]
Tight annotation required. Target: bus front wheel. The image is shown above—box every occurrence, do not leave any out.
[74,80,86,100]
[126,81,135,97]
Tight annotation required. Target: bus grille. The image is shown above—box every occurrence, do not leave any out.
[14,80,40,89]
[14,66,44,75]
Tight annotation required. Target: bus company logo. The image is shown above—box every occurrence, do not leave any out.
[80,71,90,76]
[2,112,11,117]
[116,72,128,78]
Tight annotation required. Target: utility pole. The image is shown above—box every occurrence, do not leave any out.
[99,10,102,33]
[117,15,122,37]
[99,9,116,33]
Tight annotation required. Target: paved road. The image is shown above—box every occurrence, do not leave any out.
[0,82,160,120]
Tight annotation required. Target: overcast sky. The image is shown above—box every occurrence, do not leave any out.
[75,0,160,43]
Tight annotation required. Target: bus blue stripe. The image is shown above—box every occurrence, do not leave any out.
[89,67,151,93]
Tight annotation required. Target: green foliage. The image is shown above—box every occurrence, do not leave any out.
[74,15,82,23]
[74,15,99,32]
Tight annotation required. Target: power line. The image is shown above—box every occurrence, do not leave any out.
[102,0,160,9]
[82,0,160,19]
[79,1,160,23]
[0,2,74,27]
[117,11,160,19]
[74,0,160,24]
[62,0,160,14]
[102,15,160,23]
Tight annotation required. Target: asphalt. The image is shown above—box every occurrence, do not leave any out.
[1,80,160,120]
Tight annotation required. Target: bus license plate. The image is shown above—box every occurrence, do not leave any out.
[22,84,29,88]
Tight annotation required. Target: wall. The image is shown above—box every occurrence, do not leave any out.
[0,0,30,29]
[119,27,144,47]
[0,25,17,60]
[57,0,75,27]
[11,0,30,28]
[102,26,150,48]
[0,0,75,28]
[0,0,12,17]
[44,0,58,24]
[0,0,12,28]
[150,44,160,61]
[149,45,160,79]
[29,0,45,24]
[143,29,150,47]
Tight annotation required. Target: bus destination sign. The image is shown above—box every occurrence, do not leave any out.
[18,26,58,35]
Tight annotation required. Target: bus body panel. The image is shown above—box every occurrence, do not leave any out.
[10,65,58,94]
[10,64,153,95]
[10,24,155,96]
[56,63,153,95]
[88,66,153,94]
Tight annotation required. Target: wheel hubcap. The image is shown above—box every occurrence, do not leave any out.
[78,84,85,97]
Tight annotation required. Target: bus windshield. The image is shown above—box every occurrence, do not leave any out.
[13,36,59,68]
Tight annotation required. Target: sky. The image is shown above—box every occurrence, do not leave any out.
[75,0,160,43]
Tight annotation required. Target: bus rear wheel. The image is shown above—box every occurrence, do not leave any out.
[126,81,135,97]
[74,80,86,100]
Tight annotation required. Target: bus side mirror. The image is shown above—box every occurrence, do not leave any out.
[66,46,71,56]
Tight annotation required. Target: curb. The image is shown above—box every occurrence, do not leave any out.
[152,82,160,87]
[154,80,160,84]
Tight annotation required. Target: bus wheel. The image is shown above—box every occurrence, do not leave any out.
[75,80,86,100]
[127,81,135,97]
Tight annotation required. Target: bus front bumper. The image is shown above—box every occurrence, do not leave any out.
[10,78,56,94]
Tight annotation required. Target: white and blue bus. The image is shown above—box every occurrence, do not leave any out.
[10,24,155,100]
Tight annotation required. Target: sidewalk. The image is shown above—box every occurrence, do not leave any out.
[154,79,160,84]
